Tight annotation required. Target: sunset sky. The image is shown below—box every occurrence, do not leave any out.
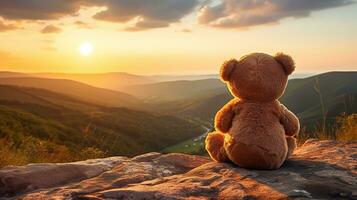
[0,0,356,74]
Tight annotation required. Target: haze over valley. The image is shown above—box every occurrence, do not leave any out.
[0,70,356,164]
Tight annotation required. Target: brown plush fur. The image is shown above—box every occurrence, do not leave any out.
[205,52,300,169]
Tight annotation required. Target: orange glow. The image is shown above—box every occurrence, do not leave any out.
[0,5,356,74]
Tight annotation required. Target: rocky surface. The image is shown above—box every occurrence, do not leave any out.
[0,139,356,200]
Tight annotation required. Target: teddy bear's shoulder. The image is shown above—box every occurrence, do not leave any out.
[234,100,284,116]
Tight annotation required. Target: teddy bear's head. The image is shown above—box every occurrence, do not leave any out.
[220,52,295,102]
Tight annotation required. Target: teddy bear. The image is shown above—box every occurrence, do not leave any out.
[205,52,300,170]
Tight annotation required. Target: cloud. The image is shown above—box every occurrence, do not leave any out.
[0,0,81,20]
[90,0,199,30]
[0,20,20,32]
[198,0,353,28]
[123,18,171,31]
[41,25,62,34]
[1,0,353,32]
[0,0,199,31]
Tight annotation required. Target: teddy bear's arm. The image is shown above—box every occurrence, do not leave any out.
[280,105,300,136]
[214,100,239,133]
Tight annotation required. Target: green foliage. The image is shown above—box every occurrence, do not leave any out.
[162,138,208,155]
[0,140,28,167]
[296,113,357,146]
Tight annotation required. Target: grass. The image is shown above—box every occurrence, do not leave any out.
[161,135,206,155]
[335,113,357,141]
[297,113,357,146]
[162,123,211,155]
[0,137,106,168]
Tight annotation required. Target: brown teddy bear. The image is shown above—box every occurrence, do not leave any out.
[205,52,300,170]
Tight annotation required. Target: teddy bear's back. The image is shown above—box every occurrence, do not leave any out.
[228,100,287,161]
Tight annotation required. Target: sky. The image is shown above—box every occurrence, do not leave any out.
[0,0,356,75]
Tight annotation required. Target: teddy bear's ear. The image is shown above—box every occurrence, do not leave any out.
[220,59,238,81]
[274,52,295,75]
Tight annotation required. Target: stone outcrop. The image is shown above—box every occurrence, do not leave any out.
[0,139,356,200]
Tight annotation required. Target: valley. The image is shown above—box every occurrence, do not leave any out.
[0,83,204,167]
[0,71,356,164]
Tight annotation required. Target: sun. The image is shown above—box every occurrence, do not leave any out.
[79,42,94,56]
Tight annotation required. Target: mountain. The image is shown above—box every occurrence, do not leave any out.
[0,72,221,92]
[32,72,154,91]
[123,79,227,102]
[281,72,357,129]
[0,71,31,78]
[122,74,315,102]
[0,85,100,112]
[149,93,231,121]
[150,73,314,82]
[0,85,204,167]
[32,73,223,92]
[149,74,219,82]
[0,71,314,92]
[2,140,356,199]
[0,77,140,108]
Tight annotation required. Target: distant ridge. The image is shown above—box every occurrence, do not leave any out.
[32,72,154,91]
[0,71,31,78]
[0,77,140,108]
[0,71,315,92]
[123,78,226,102]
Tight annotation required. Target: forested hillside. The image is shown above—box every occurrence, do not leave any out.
[0,85,203,167]
[0,77,140,108]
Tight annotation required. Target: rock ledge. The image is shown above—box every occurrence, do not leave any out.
[0,139,356,200]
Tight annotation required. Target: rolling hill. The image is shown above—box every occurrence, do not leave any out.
[33,73,223,89]
[0,85,204,167]
[0,85,100,112]
[0,71,31,78]
[281,72,357,131]
[0,77,140,108]
[32,72,154,91]
[0,72,221,91]
[0,71,314,92]
[123,79,227,102]
[121,74,314,102]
